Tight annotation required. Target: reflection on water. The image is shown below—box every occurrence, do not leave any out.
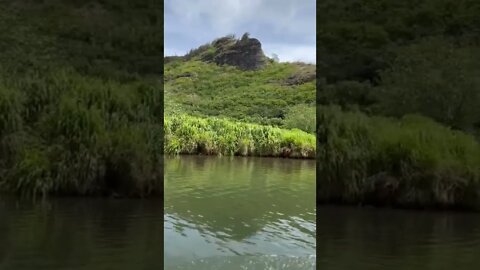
[164,156,316,269]
[0,198,163,270]
[318,206,480,270]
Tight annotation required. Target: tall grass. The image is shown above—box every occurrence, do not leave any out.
[317,106,480,209]
[0,68,162,198]
[0,1,163,198]
[165,114,315,159]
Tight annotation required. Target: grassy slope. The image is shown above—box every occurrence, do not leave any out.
[165,58,315,126]
[0,0,162,197]
[164,44,316,158]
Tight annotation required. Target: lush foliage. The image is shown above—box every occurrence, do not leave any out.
[378,38,480,130]
[0,0,162,197]
[317,106,480,209]
[165,58,315,131]
[284,104,316,134]
[318,0,480,208]
[0,0,162,80]
[318,0,480,84]
[318,0,480,131]
[165,114,315,159]
[0,69,162,197]
[165,37,316,159]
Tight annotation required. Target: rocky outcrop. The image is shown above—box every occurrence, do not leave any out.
[183,33,267,70]
[211,33,266,70]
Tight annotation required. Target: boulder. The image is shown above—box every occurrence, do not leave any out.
[212,35,266,70]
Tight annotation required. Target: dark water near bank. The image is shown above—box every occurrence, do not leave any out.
[3,156,478,270]
[0,156,315,270]
[318,206,480,270]
[0,197,163,269]
[164,156,316,270]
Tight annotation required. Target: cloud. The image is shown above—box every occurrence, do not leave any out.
[164,47,188,57]
[165,0,316,63]
[263,44,316,64]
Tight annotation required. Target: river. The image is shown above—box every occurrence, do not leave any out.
[317,206,480,269]
[3,157,477,269]
[164,156,317,269]
[0,156,316,270]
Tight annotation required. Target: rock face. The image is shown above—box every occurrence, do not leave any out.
[211,34,266,70]
[179,33,268,70]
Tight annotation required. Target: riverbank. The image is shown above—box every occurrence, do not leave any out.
[0,69,163,198]
[0,1,163,198]
[165,114,316,159]
[317,106,480,210]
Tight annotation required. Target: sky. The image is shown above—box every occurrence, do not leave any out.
[165,0,316,64]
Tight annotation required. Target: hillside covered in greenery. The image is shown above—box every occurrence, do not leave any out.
[318,0,480,209]
[164,34,316,158]
[0,0,163,197]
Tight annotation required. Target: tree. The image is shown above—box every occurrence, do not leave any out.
[283,104,316,133]
[271,53,279,63]
[378,37,480,130]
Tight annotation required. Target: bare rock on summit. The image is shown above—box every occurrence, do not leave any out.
[181,33,268,70]
[212,33,266,70]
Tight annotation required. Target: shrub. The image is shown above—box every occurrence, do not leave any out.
[317,106,480,209]
[165,114,315,159]
[283,104,316,133]
[0,69,162,197]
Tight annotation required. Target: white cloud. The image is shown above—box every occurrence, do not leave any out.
[263,44,316,64]
[166,0,315,38]
[165,0,316,63]
[164,47,187,57]
[166,0,258,34]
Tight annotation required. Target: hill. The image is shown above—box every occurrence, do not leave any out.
[164,34,316,158]
[165,34,316,132]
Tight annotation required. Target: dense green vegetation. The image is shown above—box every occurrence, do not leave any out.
[165,46,315,129]
[165,115,315,158]
[318,0,480,208]
[165,35,316,158]
[0,0,162,80]
[0,0,162,197]
[318,107,480,208]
